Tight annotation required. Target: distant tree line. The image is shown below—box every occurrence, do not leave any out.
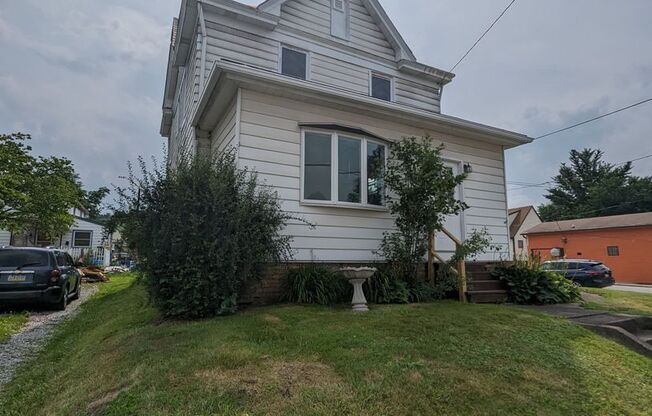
[539,148,652,222]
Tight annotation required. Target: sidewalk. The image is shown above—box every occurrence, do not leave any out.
[516,304,652,359]
[606,284,652,295]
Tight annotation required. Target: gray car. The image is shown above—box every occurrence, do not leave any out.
[0,247,82,310]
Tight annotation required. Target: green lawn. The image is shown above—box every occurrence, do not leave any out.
[1,274,651,416]
[583,288,652,316]
[0,312,29,343]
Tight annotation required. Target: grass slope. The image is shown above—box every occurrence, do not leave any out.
[0,312,29,343]
[583,288,652,316]
[1,274,651,416]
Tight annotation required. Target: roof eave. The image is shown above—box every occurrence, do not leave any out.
[197,61,532,148]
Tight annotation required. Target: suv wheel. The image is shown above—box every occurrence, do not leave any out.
[70,280,81,301]
[55,287,68,311]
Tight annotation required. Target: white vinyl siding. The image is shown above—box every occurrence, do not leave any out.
[169,29,202,166]
[211,97,238,155]
[200,3,442,113]
[60,219,107,251]
[237,89,510,262]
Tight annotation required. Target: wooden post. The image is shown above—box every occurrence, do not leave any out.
[458,256,467,303]
[427,233,435,284]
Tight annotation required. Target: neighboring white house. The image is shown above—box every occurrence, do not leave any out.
[161,0,532,263]
[0,209,112,266]
[508,206,542,260]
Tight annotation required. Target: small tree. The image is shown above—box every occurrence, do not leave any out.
[0,133,85,241]
[379,137,468,282]
[117,152,294,319]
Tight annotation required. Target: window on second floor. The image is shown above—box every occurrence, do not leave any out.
[302,130,387,208]
[73,231,92,248]
[371,73,392,102]
[281,46,308,80]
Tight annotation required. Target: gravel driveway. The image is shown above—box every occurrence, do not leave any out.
[0,285,99,390]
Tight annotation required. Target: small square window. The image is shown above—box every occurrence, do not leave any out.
[73,231,92,248]
[281,47,307,80]
[371,74,392,101]
[607,246,620,257]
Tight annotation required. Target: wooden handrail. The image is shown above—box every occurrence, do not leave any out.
[428,227,467,303]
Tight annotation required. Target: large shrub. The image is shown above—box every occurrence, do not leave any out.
[118,153,293,319]
[283,266,350,305]
[492,263,581,305]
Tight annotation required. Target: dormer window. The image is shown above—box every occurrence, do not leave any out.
[370,73,393,102]
[281,46,308,80]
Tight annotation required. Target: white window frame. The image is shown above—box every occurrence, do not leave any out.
[72,230,93,248]
[279,44,311,81]
[300,129,388,211]
[369,71,394,102]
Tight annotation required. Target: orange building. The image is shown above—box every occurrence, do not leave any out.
[525,212,652,285]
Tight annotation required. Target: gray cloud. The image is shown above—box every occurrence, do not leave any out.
[1,0,650,210]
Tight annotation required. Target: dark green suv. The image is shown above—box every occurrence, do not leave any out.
[0,247,82,310]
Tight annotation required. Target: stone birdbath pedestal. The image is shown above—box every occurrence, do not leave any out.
[340,267,377,312]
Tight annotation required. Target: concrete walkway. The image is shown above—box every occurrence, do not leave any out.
[606,284,652,295]
[517,304,652,359]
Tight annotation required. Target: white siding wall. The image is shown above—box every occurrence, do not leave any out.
[0,229,11,246]
[169,26,202,166]
[59,219,107,251]
[238,89,509,262]
[202,2,441,114]
[211,97,238,156]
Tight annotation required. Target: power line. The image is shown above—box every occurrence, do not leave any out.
[449,0,518,73]
[615,153,652,166]
[534,98,652,141]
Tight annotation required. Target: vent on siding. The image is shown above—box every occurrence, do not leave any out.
[333,0,344,11]
[171,17,179,46]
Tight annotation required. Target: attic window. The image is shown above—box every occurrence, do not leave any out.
[371,73,393,102]
[281,46,308,80]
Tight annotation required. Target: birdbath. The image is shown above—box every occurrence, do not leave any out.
[340,267,377,312]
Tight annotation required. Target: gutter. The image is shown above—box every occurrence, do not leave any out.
[197,61,533,147]
[197,2,208,90]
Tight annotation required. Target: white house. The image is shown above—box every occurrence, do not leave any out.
[0,209,112,266]
[161,0,532,264]
[508,206,542,260]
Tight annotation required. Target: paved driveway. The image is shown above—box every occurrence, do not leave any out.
[606,284,652,295]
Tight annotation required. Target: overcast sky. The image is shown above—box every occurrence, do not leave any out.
[1,0,650,209]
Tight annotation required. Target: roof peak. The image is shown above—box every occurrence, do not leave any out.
[258,0,417,62]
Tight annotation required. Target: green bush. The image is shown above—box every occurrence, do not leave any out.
[117,153,293,319]
[366,269,410,304]
[492,263,581,305]
[283,266,350,305]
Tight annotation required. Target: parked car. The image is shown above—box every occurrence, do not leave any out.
[541,259,615,288]
[0,247,82,310]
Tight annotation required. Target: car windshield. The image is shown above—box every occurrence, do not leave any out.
[542,262,564,270]
[0,250,50,268]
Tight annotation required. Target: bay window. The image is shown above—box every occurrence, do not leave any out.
[302,130,387,208]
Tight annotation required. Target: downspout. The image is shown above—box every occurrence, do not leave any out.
[197,2,208,90]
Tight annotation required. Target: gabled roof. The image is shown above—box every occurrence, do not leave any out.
[525,212,652,235]
[508,206,540,239]
[258,0,417,61]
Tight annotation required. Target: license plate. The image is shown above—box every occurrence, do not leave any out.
[7,274,28,282]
